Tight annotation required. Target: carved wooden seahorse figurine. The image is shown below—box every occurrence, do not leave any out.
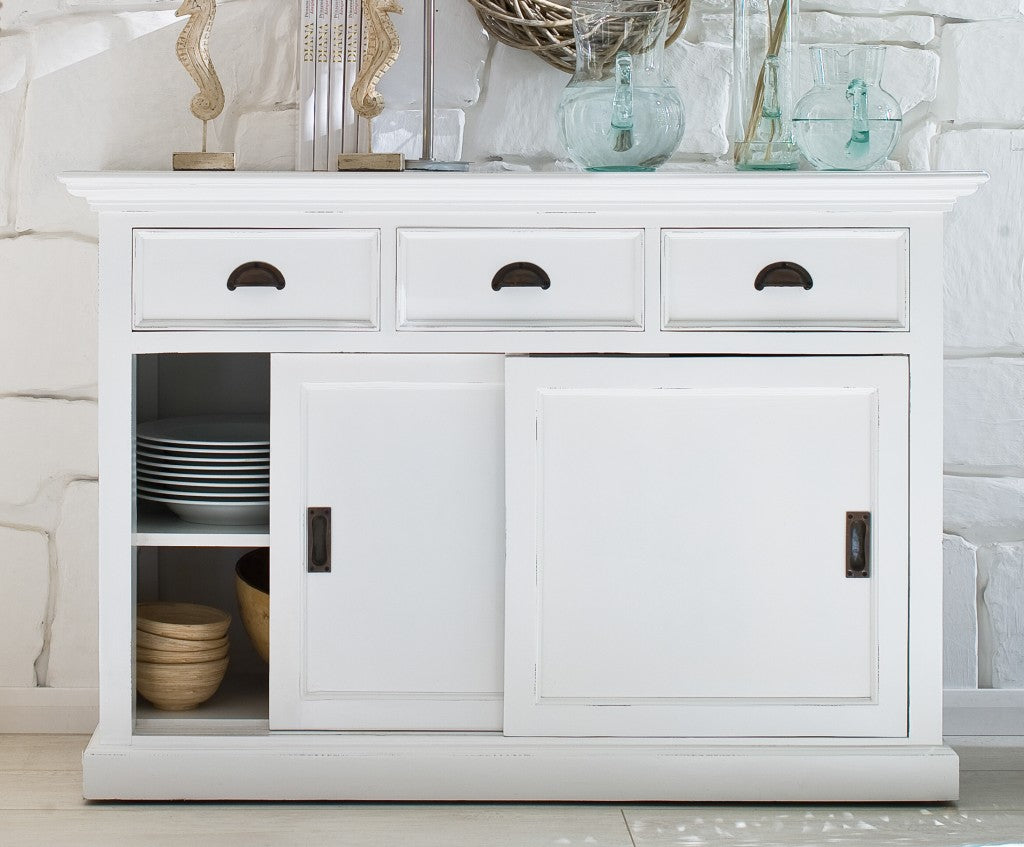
[350,0,403,122]
[175,0,225,148]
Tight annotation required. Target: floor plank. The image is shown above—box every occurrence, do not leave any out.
[0,734,88,772]
[0,806,635,847]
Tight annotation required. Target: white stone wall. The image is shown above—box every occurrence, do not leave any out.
[1,0,1021,721]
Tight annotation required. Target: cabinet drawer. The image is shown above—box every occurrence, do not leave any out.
[397,229,644,329]
[133,229,379,329]
[662,229,908,330]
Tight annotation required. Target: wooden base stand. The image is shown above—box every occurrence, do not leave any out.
[337,153,405,172]
[173,152,236,171]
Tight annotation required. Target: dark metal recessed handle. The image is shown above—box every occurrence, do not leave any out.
[227,261,286,291]
[307,507,331,573]
[754,262,813,291]
[846,512,871,579]
[491,262,551,291]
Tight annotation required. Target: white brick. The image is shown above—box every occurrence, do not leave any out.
[944,475,1024,544]
[934,130,1024,349]
[0,526,49,687]
[462,44,566,163]
[0,399,96,507]
[945,358,1024,470]
[0,237,97,396]
[935,22,1024,123]
[978,543,1024,688]
[801,12,936,46]
[235,109,298,171]
[803,0,1024,17]
[667,40,732,157]
[943,535,979,688]
[0,36,29,230]
[892,118,936,171]
[46,481,98,688]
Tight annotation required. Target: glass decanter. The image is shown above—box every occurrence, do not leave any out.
[733,0,800,171]
[793,46,902,171]
[557,0,684,172]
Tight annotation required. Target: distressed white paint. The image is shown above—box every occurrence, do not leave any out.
[66,172,971,798]
[978,544,1024,688]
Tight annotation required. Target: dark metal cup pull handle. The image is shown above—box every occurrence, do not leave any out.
[754,262,813,291]
[227,261,286,291]
[846,512,871,579]
[491,262,552,291]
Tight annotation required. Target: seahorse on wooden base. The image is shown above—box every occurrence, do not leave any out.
[350,0,403,121]
[175,0,225,128]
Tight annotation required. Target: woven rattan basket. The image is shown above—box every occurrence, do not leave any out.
[467,0,691,74]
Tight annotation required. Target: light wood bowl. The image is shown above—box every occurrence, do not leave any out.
[137,602,231,641]
[136,628,229,653]
[137,643,229,664]
[136,656,229,711]
[235,549,269,664]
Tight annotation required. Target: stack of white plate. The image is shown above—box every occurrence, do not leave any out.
[136,415,269,526]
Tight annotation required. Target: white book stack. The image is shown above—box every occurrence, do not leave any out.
[298,0,365,170]
[297,0,317,171]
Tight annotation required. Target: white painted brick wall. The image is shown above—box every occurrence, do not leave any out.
[2,0,1022,710]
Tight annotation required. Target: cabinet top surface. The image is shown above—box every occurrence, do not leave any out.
[61,170,987,214]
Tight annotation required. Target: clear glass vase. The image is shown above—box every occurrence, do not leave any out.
[732,0,800,170]
[793,46,902,171]
[557,0,684,172]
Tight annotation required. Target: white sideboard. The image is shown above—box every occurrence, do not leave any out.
[63,171,984,801]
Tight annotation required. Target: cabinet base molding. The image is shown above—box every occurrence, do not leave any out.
[83,736,959,802]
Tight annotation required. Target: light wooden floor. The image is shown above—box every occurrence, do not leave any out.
[1,736,1023,847]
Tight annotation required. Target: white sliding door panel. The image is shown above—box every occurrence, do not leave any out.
[505,356,908,738]
[272,355,505,730]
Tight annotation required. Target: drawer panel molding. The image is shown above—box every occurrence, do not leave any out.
[397,228,644,330]
[133,229,379,330]
[662,228,909,331]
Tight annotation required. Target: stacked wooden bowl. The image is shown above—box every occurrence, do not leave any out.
[136,602,231,711]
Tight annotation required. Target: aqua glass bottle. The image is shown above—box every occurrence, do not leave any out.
[792,46,902,171]
[732,0,800,170]
[557,0,684,172]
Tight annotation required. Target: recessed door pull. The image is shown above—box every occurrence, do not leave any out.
[846,511,871,578]
[307,507,332,573]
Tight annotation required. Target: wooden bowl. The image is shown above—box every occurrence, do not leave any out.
[137,602,231,641]
[137,643,229,664]
[235,549,269,664]
[136,657,229,711]
[136,628,229,653]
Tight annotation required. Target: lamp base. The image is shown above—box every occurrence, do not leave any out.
[172,152,236,171]
[337,153,405,172]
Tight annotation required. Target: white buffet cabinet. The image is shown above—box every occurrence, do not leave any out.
[64,171,984,801]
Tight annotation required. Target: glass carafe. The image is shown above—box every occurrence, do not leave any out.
[793,46,902,171]
[557,0,684,172]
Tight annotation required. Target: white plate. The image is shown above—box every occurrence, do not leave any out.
[136,447,269,465]
[137,457,271,472]
[136,441,269,456]
[137,484,269,501]
[136,465,270,481]
[137,415,269,446]
[136,474,270,491]
[139,496,269,527]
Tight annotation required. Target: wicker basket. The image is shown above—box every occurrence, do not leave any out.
[466,0,690,74]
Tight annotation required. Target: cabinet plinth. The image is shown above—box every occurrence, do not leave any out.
[63,170,985,801]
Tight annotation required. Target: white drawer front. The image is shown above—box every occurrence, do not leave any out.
[397,229,644,329]
[133,229,379,329]
[662,229,908,330]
